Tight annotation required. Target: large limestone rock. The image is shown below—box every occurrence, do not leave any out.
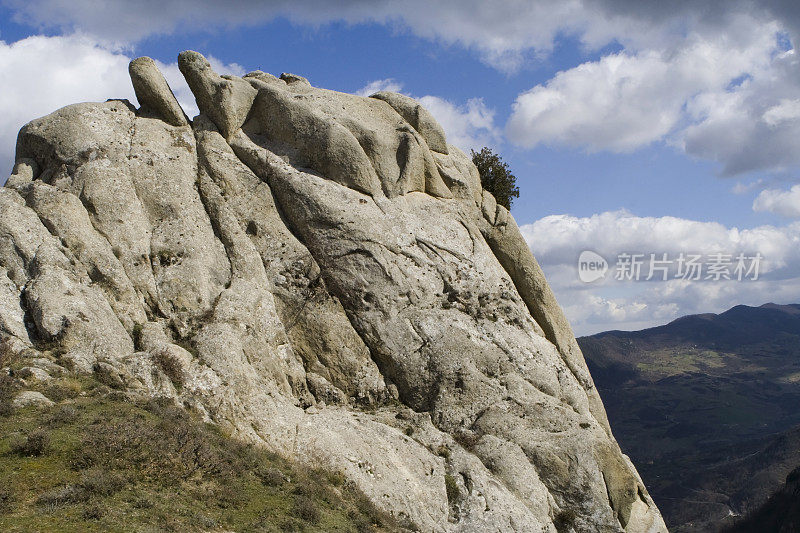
[0,51,666,532]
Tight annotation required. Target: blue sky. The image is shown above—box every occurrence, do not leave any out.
[2,0,800,334]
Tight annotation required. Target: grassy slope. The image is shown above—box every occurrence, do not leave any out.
[0,371,401,533]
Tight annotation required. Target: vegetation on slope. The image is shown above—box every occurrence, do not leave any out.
[0,357,401,532]
[579,303,800,532]
[722,466,800,533]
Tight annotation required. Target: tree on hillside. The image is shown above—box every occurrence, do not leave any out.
[471,147,519,210]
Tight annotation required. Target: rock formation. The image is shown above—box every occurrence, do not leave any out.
[0,50,666,532]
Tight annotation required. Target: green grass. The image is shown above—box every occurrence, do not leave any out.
[632,348,733,378]
[0,375,401,533]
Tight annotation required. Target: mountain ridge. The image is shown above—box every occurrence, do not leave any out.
[579,302,800,532]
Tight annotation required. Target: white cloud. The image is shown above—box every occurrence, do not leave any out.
[753,184,800,217]
[4,1,797,72]
[417,96,500,151]
[560,275,800,335]
[762,98,800,126]
[0,0,594,72]
[732,178,765,194]
[507,50,683,152]
[523,209,800,273]
[355,80,500,152]
[0,35,243,180]
[504,15,800,176]
[520,210,800,334]
[681,48,800,175]
[354,78,403,97]
[507,21,781,155]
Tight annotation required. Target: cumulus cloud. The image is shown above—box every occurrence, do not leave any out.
[753,184,800,217]
[680,48,800,175]
[4,1,799,69]
[559,275,800,335]
[507,18,782,156]
[0,34,242,180]
[355,80,500,152]
[0,0,596,72]
[507,50,686,152]
[417,96,500,151]
[523,209,800,273]
[762,98,800,126]
[520,210,800,333]
[354,78,403,97]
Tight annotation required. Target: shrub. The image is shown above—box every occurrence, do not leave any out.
[257,467,286,487]
[81,502,107,520]
[444,474,459,504]
[293,495,321,523]
[153,349,185,386]
[0,374,17,417]
[342,484,400,530]
[43,379,82,402]
[1,384,407,531]
[279,518,303,532]
[554,508,578,530]
[48,405,78,427]
[12,428,50,457]
[453,429,480,450]
[325,469,346,487]
[0,486,14,513]
[78,468,125,497]
[130,496,154,509]
[436,445,451,460]
[471,147,520,210]
[131,323,144,349]
[36,485,84,509]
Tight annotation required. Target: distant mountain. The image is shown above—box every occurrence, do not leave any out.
[723,465,800,532]
[578,303,800,532]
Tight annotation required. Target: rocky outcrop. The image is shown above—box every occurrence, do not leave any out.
[0,51,666,532]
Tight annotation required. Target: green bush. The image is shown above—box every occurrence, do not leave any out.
[0,486,14,513]
[471,147,520,210]
[257,466,286,487]
[81,502,107,520]
[444,474,459,504]
[294,495,321,523]
[11,428,50,457]
[36,485,84,508]
[436,445,451,460]
[152,349,185,386]
[78,468,125,497]
[0,374,17,418]
[47,405,78,427]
